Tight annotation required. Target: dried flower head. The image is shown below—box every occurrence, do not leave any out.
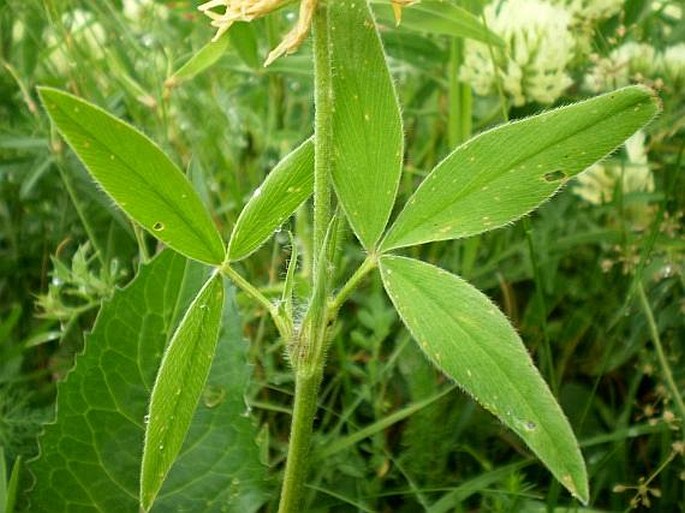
[198,0,317,66]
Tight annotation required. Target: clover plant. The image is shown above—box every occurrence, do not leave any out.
[30,1,659,511]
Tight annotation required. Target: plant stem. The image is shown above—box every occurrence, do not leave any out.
[278,4,333,511]
[447,38,472,148]
[219,263,290,338]
[329,255,377,315]
[277,366,323,512]
[311,1,333,278]
[636,281,685,435]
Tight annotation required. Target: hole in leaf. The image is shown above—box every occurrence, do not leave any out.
[152,222,165,231]
[203,385,226,408]
[543,170,566,182]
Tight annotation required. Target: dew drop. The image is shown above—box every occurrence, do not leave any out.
[203,385,226,408]
[143,414,150,424]
[159,444,164,451]
[109,154,115,160]
[153,221,165,231]
[524,420,537,431]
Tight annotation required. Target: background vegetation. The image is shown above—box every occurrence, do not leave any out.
[1,0,683,511]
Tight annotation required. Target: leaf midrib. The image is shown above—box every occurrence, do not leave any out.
[385,93,652,248]
[384,258,581,484]
[54,97,222,262]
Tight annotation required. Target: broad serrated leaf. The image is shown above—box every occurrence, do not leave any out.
[372,0,504,46]
[141,273,224,511]
[227,138,314,261]
[378,255,588,503]
[330,0,403,250]
[27,251,269,513]
[381,86,660,251]
[38,87,226,265]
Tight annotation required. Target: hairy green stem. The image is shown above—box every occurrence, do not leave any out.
[637,281,685,434]
[277,367,323,512]
[311,2,333,278]
[219,263,290,338]
[329,255,377,316]
[278,4,333,511]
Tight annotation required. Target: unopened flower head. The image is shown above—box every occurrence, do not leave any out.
[661,43,685,87]
[199,0,317,66]
[574,130,655,229]
[551,0,623,55]
[44,9,107,75]
[584,42,659,93]
[459,0,575,106]
[553,0,622,22]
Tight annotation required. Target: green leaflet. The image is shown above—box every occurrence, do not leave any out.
[167,34,231,86]
[381,86,660,251]
[378,256,589,503]
[38,87,226,265]
[140,273,224,511]
[372,0,504,47]
[27,251,268,513]
[330,0,403,251]
[227,138,314,261]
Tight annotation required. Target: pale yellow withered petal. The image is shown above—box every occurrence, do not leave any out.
[264,0,317,66]
[198,0,317,64]
[391,0,415,25]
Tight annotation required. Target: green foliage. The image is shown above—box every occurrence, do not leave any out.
[379,255,588,502]
[330,0,403,250]
[27,252,267,513]
[228,138,314,261]
[141,273,225,511]
[372,0,504,45]
[3,0,683,511]
[167,35,232,87]
[381,86,660,251]
[37,87,226,265]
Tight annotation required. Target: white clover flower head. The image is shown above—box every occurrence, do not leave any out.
[554,0,623,22]
[199,0,317,66]
[652,0,683,22]
[661,43,685,87]
[44,9,107,75]
[12,20,25,43]
[574,130,654,206]
[615,42,659,77]
[583,42,660,93]
[459,0,575,106]
[123,0,169,24]
[549,0,623,57]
